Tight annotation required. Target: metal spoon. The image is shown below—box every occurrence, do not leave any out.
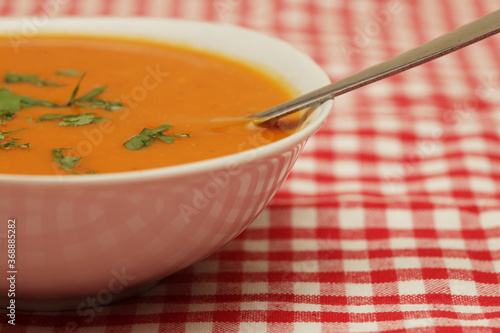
[247,9,500,123]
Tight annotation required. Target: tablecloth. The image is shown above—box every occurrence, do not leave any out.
[1,0,500,332]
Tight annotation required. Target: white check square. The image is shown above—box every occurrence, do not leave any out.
[343,259,371,272]
[331,134,360,152]
[292,239,319,251]
[433,209,461,229]
[425,176,452,192]
[480,211,500,228]
[394,256,421,269]
[332,160,360,177]
[294,282,320,295]
[340,240,368,251]
[339,208,365,229]
[239,322,267,333]
[375,137,403,157]
[390,237,417,249]
[420,159,449,175]
[291,208,317,227]
[294,322,322,332]
[443,257,472,270]
[185,323,213,333]
[346,283,373,297]
[349,321,378,332]
[386,209,414,229]
[242,282,268,294]
[487,238,500,251]
[398,280,426,295]
[470,177,496,194]
[449,280,477,296]
[243,260,268,273]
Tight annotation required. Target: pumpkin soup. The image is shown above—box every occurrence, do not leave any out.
[0,35,297,175]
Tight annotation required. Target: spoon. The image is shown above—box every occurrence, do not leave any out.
[247,9,500,123]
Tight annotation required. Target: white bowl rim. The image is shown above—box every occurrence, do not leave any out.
[0,17,334,184]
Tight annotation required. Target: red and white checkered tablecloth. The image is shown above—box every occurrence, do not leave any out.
[2,0,500,332]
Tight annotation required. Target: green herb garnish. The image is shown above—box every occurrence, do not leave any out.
[52,148,81,175]
[36,114,68,122]
[0,88,58,121]
[75,86,124,111]
[5,73,61,87]
[124,124,190,150]
[0,139,30,148]
[79,100,124,112]
[65,76,124,111]
[0,73,124,123]
[0,129,29,149]
[0,129,24,140]
[75,86,106,103]
[56,69,82,77]
[0,111,14,123]
[66,74,85,107]
[58,113,107,126]
[37,113,108,126]
[0,88,59,110]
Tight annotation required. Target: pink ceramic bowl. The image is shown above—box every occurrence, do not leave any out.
[0,18,333,311]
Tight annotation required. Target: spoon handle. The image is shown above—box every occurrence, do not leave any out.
[249,9,500,120]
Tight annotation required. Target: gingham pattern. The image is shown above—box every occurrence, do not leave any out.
[1,0,500,332]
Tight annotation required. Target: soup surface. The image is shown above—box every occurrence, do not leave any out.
[0,35,296,175]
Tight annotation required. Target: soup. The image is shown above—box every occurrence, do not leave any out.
[0,35,297,175]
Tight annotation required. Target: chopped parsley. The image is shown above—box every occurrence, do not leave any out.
[0,139,30,148]
[65,75,124,111]
[124,124,190,150]
[0,129,29,149]
[73,85,124,111]
[0,88,59,111]
[56,69,82,77]
[52,148,81,175]
[4,73,61,87]
[37,113,108,126]
[0,88,59,121]
[0,72,124,123]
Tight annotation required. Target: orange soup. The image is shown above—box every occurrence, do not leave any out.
[0,35,297,175]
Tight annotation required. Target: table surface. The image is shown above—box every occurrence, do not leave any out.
[1,0,500,332]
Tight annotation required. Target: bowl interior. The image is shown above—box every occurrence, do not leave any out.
[0,17,333,182]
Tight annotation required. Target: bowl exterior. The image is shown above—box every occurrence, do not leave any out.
[0,141,307,310]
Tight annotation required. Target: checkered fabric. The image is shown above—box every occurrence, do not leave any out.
[1,0,500,332]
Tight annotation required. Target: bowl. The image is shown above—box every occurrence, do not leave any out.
[0,17,333,311]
